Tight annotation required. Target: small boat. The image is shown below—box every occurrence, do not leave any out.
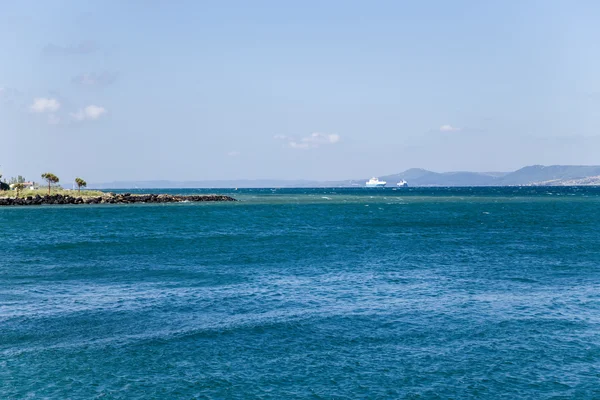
[365,177,386,187]
[397,180,408,187]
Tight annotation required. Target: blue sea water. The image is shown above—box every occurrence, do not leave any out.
[2,187,600,399]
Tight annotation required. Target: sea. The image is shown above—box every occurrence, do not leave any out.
[2,187,600,399]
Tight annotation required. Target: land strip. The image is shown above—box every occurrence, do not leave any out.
[0,192,236,206]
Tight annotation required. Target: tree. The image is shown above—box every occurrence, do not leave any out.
[41,173,59,195]
[9,175,25,184]
[75,177,87,193]
[0,174,8,191]
[14,182,24,197]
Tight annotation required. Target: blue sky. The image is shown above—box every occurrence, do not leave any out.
[1,0,599,182]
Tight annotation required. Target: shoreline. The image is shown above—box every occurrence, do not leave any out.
[0,192,236,206]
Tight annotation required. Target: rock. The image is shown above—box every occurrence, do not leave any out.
[0,193,236,206]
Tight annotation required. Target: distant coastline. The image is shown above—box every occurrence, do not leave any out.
[88,165,600,189]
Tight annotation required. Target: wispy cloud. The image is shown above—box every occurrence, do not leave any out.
[30,97,61,113]
[43,41,98,56]
[275,132,341,150]
[439,124,461,132]
[71,105,107,121]
[72,71,118,86]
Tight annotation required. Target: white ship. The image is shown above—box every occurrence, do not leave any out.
[365,177,387,187]
[397,179,408,187]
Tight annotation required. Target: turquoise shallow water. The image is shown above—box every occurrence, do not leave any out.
[2,187,600,399]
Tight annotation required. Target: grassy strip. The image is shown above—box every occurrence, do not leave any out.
[1,188,106,199]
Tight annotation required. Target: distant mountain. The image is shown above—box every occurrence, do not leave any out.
[497,165,600,186]
[90,179,322,189]
[90,165,600,189]
[380,165,600,186]
[379,169,507,186]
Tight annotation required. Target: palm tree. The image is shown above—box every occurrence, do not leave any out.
[41,172,59,195]
[75,177,87,193]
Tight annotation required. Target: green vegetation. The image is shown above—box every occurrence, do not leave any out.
[0,173,8,191]
[41,172,60,195]
[75,177,87,193]
[0,170,103,198]
[2,187,105,199]
[14,183,25,197]
[9,175,26,185]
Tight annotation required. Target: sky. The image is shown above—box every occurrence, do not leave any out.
[1,0,600,183]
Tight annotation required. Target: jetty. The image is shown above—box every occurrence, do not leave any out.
[0,193,236,206]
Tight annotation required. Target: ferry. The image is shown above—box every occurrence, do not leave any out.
[365,177,387,187]
[397,179,408,187]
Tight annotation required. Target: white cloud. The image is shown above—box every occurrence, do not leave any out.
[227,151,241,157]
[439,124,461,132]
[275,132,341,150]
[71,105,107,121]
[30,97,61,113]
[303,132,340,144]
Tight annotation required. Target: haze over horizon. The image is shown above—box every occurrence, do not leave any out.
[2,1,600,183]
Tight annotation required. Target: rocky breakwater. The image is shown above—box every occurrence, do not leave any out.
[0,193,236,206]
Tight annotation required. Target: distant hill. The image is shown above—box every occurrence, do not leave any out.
[497,165,600,186]
[378,165,600,186]
[90,165,600,189]
[379,169,507,186]
[90,179,322,189]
